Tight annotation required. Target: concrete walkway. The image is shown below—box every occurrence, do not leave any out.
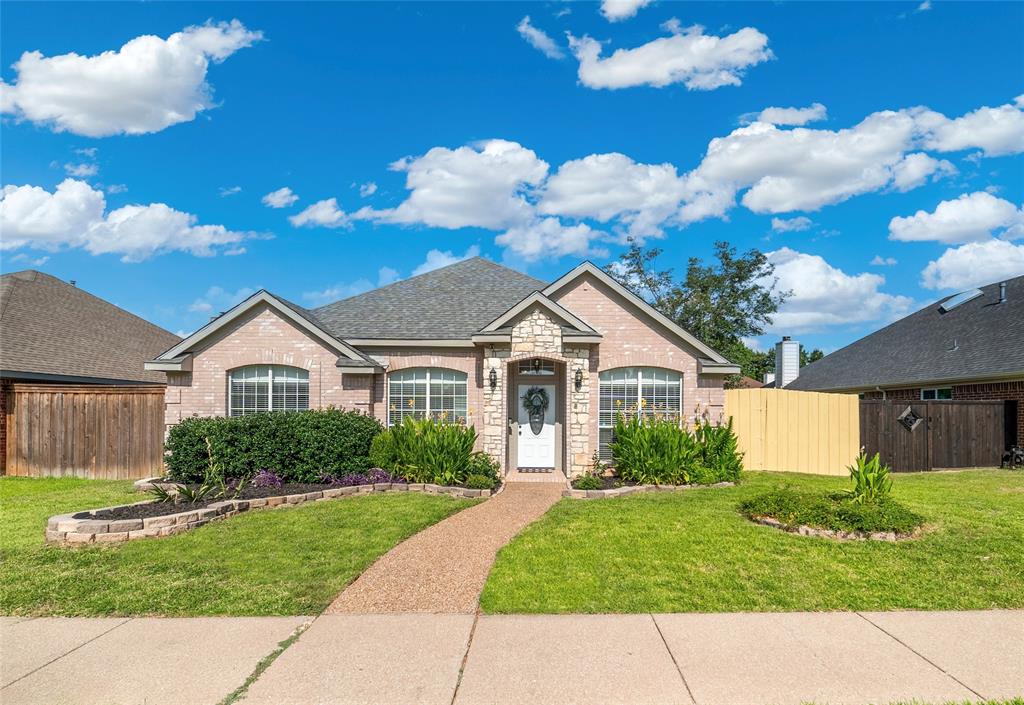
[2,611,1020,705]
[327,482,563,613]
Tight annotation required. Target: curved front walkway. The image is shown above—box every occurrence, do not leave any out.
[327,482,563,614]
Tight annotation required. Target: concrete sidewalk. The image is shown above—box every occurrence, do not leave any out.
[1,611,1021,705]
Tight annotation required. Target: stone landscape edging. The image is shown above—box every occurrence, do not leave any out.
[747,515,920,542]
[46,482,493,546]
[562,481,734,499]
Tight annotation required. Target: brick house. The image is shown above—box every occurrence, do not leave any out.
[145,258,739,478]
[786,275,1024,446]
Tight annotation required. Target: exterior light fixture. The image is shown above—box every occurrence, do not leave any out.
[488,367,498,389]
[574,367,584,391]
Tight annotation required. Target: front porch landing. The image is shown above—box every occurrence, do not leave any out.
[504,468,568,484]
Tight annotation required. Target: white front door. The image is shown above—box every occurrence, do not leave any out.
[516,383,556,468]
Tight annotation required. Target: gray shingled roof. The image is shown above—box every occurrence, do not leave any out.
[0,270,180,384]
[312,257,546,339]
[787,275,1024,391]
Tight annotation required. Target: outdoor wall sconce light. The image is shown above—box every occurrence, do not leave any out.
[488,367,498,389]
[574,367,584,391]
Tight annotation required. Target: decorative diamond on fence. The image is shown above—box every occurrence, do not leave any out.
[897,405,924,432]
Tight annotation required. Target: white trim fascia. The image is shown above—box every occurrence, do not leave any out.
[699,359,741,375]
[154,291,365,363]
[471,333,511,344]
[337,366,383,374]
[479,291,598,334]
[345,338,475,348]
[562,335,603,345]
[144,354,192,372]
[542,262,731,364]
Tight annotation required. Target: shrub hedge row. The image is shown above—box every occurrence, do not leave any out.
[164,409,382,483]
[610,416,743,485]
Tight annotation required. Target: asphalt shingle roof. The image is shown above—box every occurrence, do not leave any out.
[0,270,180,384]
[312,257,546,339]
[787,275,1024,391]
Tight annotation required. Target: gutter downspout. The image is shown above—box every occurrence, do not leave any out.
[875,386,886,400]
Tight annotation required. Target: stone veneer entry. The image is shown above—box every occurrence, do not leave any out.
[45,483,493,546]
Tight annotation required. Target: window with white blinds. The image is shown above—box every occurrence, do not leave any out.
[388,368,468,426]
[228,365,309,416]
[598,367,682,461]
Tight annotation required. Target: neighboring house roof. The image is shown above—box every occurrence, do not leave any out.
[314,257,546,340]
[0,270,179,384]
[735,376,765,389]
[787,275,1024,392]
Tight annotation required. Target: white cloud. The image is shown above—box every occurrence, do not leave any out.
[569,24,772,90]
[600,0,652,22]
[495,217,605,261]
[516,16,564,59]
[8,252,50,267]
[918,1,932,11]
[870,255,898,266]
[359,139,548,230]
[0,178,257,262]
[412,245,481,276]
[105,183,128,194]
[0,20,262,137]
[916,101,1024,157]
[770,216,812,232]
[746,103,827,126]
[358,182,377,197]
[921,240,1024,290]
[302,267,401,305]
[890,152,956,191]
[764,247,913,332]
[188,285,255,314]
[63,162,98,178]
[289,198,348,228]
[262,187,299,209]
[74,147,98,158]
[889,192,1024,244]
[539,152,686,240]
[219,185,242,197]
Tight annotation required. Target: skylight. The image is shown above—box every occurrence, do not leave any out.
[939,288,983,313]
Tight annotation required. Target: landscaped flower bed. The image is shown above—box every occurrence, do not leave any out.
[46,480,494,546]
[563,481,734,499]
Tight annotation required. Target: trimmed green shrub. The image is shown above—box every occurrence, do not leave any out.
[739,487,924,534]
[465,473,497,490]
[386,417,478,486]
[466,451,500,484]
[369,430,399,472]
[571,474,604,490]
[165,408,382,483]
[610,414,742,485]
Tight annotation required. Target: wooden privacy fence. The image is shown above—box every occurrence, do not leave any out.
[725,388,860,475]
[4,384,165,479]
[859,400,1006,472]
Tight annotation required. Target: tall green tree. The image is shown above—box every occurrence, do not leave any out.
[606,240,791,371]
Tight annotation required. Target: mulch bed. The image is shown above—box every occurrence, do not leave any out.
[573,475,640,490]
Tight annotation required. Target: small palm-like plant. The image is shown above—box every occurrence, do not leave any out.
[848,451,892,504]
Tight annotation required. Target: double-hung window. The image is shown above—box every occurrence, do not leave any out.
[921,387,952,400]
[228,365,309,416]
[598,367,682,461]
[388,368,468,426]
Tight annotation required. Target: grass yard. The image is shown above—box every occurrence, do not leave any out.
[0,477,474,617]
[480,469,1024,613]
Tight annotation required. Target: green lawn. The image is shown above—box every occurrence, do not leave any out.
[481,469,1024,613]
[0,477,473,617]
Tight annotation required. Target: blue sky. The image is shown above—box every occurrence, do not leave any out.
[2,1,1022,354]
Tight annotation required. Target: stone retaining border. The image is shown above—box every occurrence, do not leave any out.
[563,481,734,499]
[46,483,492,546]
[748,515,920,542]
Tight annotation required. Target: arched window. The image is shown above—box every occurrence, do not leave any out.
[598,367,682,460]
[229,365,309,416]
[388,368,468,426]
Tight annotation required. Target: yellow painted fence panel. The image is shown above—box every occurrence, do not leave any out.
[724,388,860,475]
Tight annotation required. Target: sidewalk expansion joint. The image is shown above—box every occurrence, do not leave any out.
[218,616,317,705]
[651,613,697,704]
[854,611,984,700]
[449,610,481,705]
[1,617,130,691]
